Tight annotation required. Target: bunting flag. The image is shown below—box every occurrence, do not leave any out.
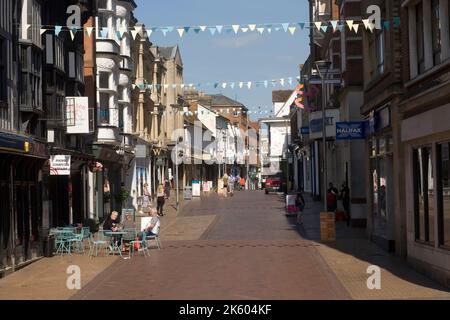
[100,27,108,38]
[314,22,322,31]
[40,28,47,36]
[241,27,249,33]
[338,24,345,32]
[288,27,296,35]
[362,19,370,30]
[383,21,391,30]
[330,20,338,32]
[320,25,328,32]
[135,25,143,34]
[209,27,216,35]
[70,27,77,41]
[352,23,360,33]
[393,17,401,27]
[298,23,305,30]
[257,27,265,34]
[232,25,240,34]
[85,27,94,38]
[281,23,290,32]
[55,25,62,36]
[216,25,223,34]
[130,29,139,40]
[346,20,354,30]
[248,24,256,31]
[200,25,207,32]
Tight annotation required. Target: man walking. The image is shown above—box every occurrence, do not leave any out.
[341,183,351,226]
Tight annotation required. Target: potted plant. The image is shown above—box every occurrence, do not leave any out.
[115,188,130,208]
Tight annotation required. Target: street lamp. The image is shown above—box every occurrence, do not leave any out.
[314,60,332,212]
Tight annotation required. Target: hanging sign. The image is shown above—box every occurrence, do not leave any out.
[50,155,71,175]
[336,121,368,140]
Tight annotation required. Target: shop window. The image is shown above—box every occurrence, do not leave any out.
[431,0,441,66]
[436,142,450,248]
[416,3,425,74]
[413,146,435,244]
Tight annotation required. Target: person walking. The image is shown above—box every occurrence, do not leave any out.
[340,183,351,226]
[240,176,245,191]
[295,192,306,225]
[228,175,235,196]
[143,183,151,209]
[156,184,166,216]
[327,183,339,213]
[164,179,171,200]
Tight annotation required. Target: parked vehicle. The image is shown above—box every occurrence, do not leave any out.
[265,174,287,194]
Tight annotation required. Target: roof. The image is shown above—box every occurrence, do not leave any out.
[159,46,178,60]
[272,90,293,104]
[207,94,247,110]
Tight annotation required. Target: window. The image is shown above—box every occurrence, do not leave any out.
[98,0,108,9]
[413,147,435,244]
[99,93,110,124]
[375,29,385,75]
[431,0,441,66]
[416,3,425,74]
[0,37,6,105]
[99,72,110,89]
[436,143,450,248]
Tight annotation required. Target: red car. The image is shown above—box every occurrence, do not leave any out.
[265,175,287,194]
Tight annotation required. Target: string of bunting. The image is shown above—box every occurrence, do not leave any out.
[131,76,302,91]
[33,17,400,40]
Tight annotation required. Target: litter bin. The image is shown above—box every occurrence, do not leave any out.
[42,234,55,258]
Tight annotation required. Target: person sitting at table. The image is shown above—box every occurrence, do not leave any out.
[103,211,122,247]
[141,209,160,239]
[122,213,136,230]
[103,211,120,231]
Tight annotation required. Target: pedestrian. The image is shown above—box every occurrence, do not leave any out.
[327,183,339,213]
[295,192,305,225]
[156,184,166,216]
[143,183,151,209]
[240,176,245,191]
[228,175,235,196]
[340,183,351,226]
[164,179,171,199]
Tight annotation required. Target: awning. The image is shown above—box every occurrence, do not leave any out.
[0,132,30,154]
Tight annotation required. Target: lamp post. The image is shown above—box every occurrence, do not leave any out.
[314,60,332,212]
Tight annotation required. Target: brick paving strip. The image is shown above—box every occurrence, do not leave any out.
[0,255,118,300]
[314,242,450,300]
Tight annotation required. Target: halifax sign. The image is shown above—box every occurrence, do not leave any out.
[336,121,368,140]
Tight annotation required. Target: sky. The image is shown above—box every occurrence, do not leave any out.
[134,0,310,121]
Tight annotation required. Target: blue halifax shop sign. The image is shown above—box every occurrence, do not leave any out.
[336,121,369,140]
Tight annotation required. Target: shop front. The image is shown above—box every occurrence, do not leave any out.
[0,133,48,276]
[366,105,396,252]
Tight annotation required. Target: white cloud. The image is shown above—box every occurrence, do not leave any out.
[211,33,263,49]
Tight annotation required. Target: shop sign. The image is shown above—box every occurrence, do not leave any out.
[336,121,368,140]
[135,145,147,158]
[66,97,90,134]
[50,155,71,176]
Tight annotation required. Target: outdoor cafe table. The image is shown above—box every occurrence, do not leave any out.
[104,231,128,258]
[51,229,76,255]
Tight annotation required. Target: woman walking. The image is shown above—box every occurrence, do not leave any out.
[156,184,166,216]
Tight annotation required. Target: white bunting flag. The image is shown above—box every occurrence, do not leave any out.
[199,25,207,32]
[362,19,370,30]
[257,27,265,34]
[216,26,223,33]
[248,24,256,31]
[288,27,296,35]
[241,27,249,33]
[131,29,139,39]
[135,25,143,34]
[85,27,94,38]
[315,22,322,31]
[368,23,375,32]
[222,82,227,89]
[247,82,252,89]
[280,78,285,86]
[232,25,240,34]
[239,82,244,89]
[346,20,354,30]
[180,84,185,89]
[40,28,47,36]
[70,29,77,41]
[353,23,360,33]
[177,28,185,38]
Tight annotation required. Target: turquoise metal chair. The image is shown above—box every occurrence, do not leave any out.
[89,228,109,258]
[129,231,150,258]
